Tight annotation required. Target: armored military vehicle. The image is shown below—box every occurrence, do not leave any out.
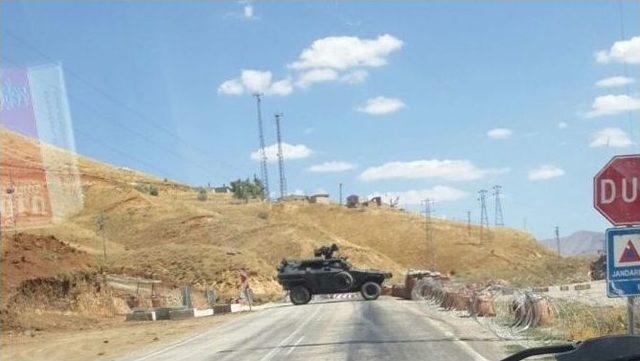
[276,244,392,305]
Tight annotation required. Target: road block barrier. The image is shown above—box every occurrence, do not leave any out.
[381,285,393,296]
[511,293,554,328]
[470,293,496,317]
[406,270,559,334]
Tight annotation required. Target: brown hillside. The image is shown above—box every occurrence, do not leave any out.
[1,129,589,303]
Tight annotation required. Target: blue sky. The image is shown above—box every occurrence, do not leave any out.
[2,1,639,239]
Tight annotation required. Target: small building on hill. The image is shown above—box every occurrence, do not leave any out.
[346,195,359,208]
[370,196,382,207]
[309,194,330,204]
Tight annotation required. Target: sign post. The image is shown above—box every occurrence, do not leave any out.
[630,297,636,336]
[594,154,640,335]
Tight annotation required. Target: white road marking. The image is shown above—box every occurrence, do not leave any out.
[394,299,490,361]
[285,336,305,356]
[258,304,322,361]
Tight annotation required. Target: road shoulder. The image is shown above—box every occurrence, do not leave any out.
[0,312,247,361]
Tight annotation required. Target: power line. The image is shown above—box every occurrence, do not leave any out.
[274,112,287,199]
[492,185,504,227]
[0,54,223,182]
[1,30,238,179]
[253,94,270,200]
[73,127,175,178]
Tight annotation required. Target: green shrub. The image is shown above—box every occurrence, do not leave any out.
[230,176,266,201]
[134,183,159,196]
[197,187,208,201]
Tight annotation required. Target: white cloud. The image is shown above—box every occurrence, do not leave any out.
[360,159,508,182]
[307,161,357,173]
[288,34,403,71]
[369,186,468,205]
[558,122,568,129]
[250,143,312,162]
[595,76,635,88]
[487,128,512,139]
[243,5,254,19]
[589,127,634,148]
[241,70,272,93]
[586,94,640,118]
[268,79,293,96]
[296,68,338,88]
[356,96,405,115]
[595,36,640,64]
[340,70,368,84]
[528,165,565,181]
[217,78,244,95]
[220,35,402,95]
[218,69,291,96]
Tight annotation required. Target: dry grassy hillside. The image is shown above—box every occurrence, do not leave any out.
[2,129,590,304]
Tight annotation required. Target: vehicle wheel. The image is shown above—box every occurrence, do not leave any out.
[360,281,381,301]
[335,271,354,291]
[289,285,312,305]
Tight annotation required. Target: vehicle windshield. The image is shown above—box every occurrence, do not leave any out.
[1,2,639,361]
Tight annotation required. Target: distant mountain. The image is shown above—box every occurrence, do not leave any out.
[539,231,604,257]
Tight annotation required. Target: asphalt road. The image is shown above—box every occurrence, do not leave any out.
[121,297,513,361]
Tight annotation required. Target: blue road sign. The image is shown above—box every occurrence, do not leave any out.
[606,227,640,298]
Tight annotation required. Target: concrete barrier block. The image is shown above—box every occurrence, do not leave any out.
[126,310,156,321]
[231,304,250,313]
[152,307,187,320]
[574,284,591,291]
[194,309,214,317]
[213,304,231,314]
[532,287,549,293]
[169,308,195,320]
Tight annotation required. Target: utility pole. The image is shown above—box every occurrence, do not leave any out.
[97,212,107,263]
[274,113,287,199]
[555,225,561,257]
[466,210,471,237]
[478,189,489,242]
[492,185,504,226]
[339,183,343,206]
[7,171,16,234]
[253,93,270,201]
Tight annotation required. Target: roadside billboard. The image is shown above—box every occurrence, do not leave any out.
[0,63,83,229]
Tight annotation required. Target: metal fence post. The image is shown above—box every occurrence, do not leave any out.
[630,296,636,335]
[182,286,192,308]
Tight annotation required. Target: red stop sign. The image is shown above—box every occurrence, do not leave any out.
[593,154,640,226]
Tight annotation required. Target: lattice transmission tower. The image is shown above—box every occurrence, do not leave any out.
[492,185,504,226]
[274,113,287,199]
[253,93,270,200]
[478,189,489,241]
[423,199,436,269]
